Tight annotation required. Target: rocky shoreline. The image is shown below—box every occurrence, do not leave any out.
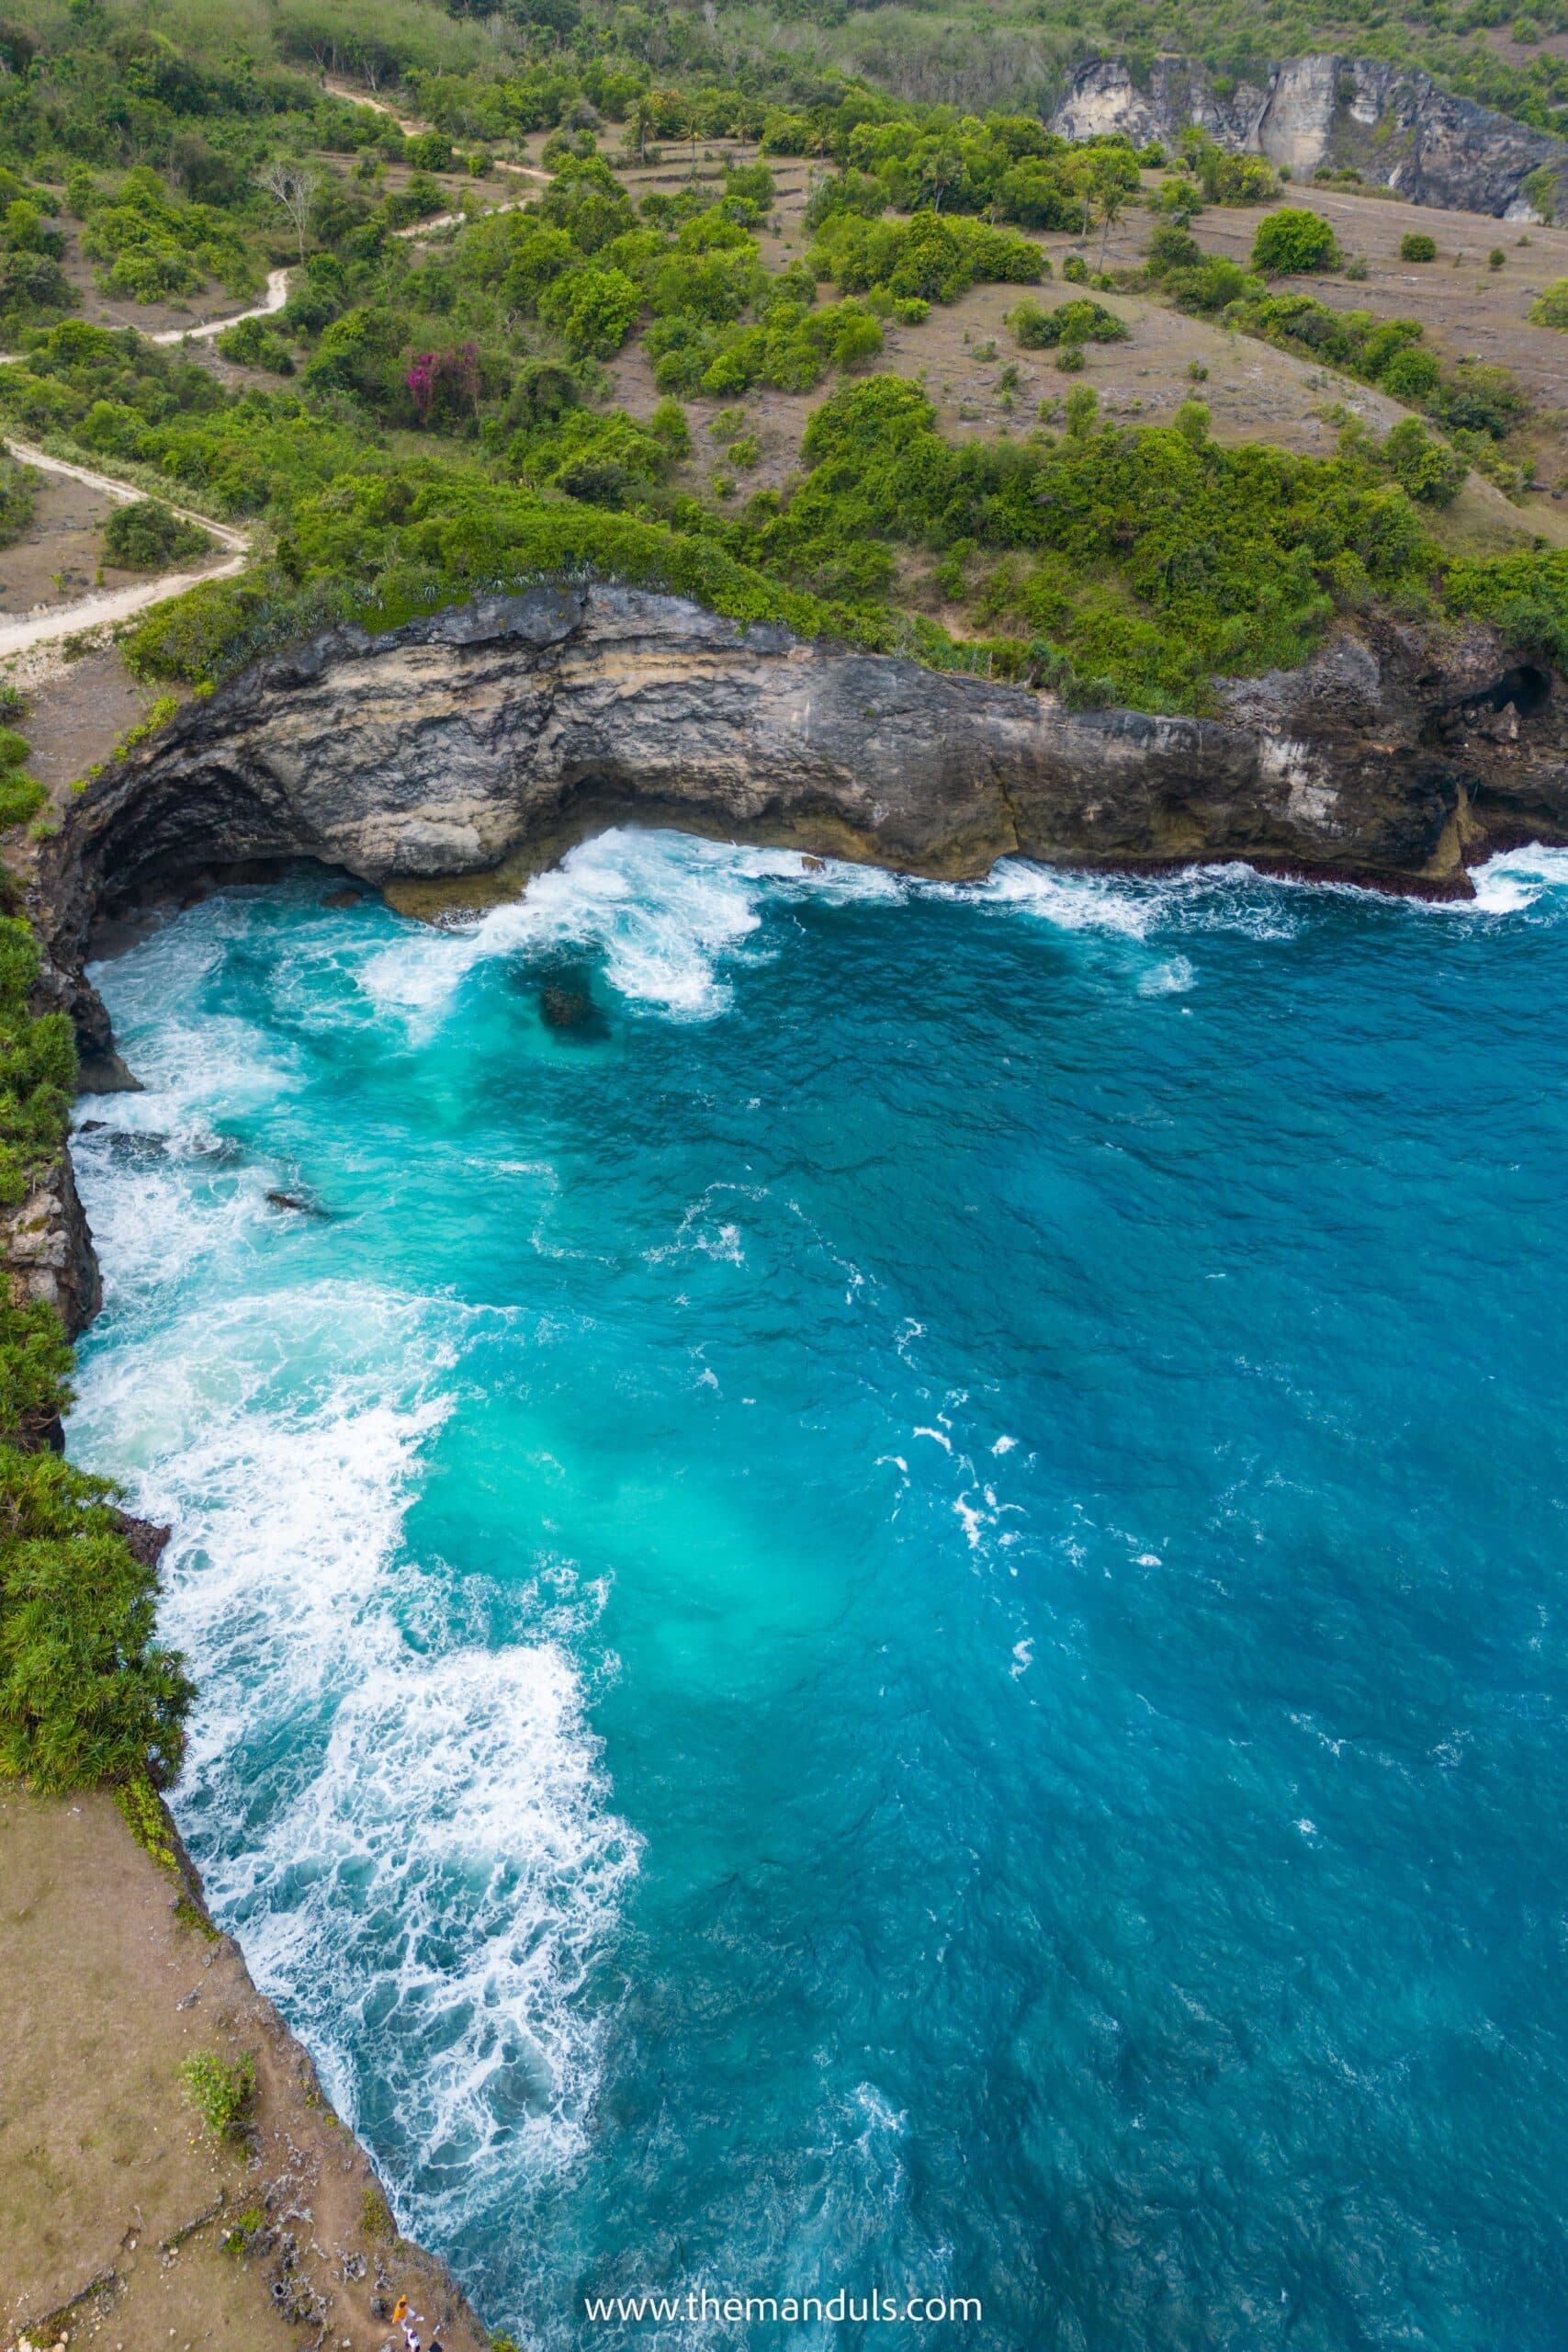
[17,577,1568,1340]
[30,582,1568,1048]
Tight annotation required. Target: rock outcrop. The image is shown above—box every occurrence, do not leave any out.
[1050,52,1568,219]
[1,1145,101,1340]
[31,582,1568,1042]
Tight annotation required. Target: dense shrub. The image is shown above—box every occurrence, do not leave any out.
[1008,296,1127,348]
[809,210,1042,305]
[0,1449,195,1790]
[1446,547,1568,668]
[1251,208,1342,275]
[1380,417,1466,504]
[79,164,256,304]
[103,499,212,571]
[215,314,296,374]
[1400,232,1438,262]
[1529,278,1568,328]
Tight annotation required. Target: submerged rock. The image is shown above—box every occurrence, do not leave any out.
[266,1188,328,1216]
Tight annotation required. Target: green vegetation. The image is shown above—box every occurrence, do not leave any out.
[361,2183,398,2242]
[717,373,1450,709]
[0,1442,195,1790]
[1252,207,1342,274]
[1141,224,1532,490]
[1400,230,1438,260]
[0,872,192,1795]
[179,2049,256,2141]
[0,454,36,550]
[1008,295,1128,347]
[103,498,212,571]
[115,1770,180,1870]
[1529,278,1568,327]
[1445,544,1568,665]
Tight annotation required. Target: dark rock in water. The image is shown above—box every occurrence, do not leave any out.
[266,1189,327,1216]
[111,1508,171,1568]
[321,887,366,909]
[541,981,592,1030]
[801,854,826,873]
[77,1118,107,1134]
[537,967,610,1040]
[77,1048,144,1094]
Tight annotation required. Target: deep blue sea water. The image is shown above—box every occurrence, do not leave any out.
[66,831,1568,2352]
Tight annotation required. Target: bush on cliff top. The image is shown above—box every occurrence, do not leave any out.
[0,1450,195,1791]
[0,912,192,1794]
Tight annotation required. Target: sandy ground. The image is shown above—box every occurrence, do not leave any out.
[0,1785,490,2352]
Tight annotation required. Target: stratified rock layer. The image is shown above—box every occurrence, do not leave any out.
[1050,53,1568,217]
[40,581,1566,920]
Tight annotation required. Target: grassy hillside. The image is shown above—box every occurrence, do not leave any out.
[0,0,1559,717]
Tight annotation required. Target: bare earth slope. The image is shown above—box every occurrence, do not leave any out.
[0,1786,489,2352]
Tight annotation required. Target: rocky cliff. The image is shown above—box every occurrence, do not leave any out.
[31,581,1568,1048]
[1050,52,1568,218]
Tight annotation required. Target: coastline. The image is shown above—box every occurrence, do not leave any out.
[5,586,1562,2345]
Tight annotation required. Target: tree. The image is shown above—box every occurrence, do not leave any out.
[1096,176,1128,268]
[256,159,318,263]
[1251,207,1341,276]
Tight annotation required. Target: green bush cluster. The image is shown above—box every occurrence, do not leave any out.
[1251,208,1342,276]
[215,313,296,373]
[1008,296,1127,349]
[1142,232,1529,484]
[795,113,1142,236]
[78,164,258,304]
[1445,545,1568,667]
[0,454,34,551]
[729,373,1444,711]
[1400,231,1439,262]
[1186,135,1278,206]
[808,209,1043,305]
[104,498,212,571]
[1529,279,1568,328]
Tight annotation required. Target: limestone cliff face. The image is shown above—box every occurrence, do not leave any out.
[0,1145,101,1340]
[34,582,1567,989]
[1050,52,1568,218]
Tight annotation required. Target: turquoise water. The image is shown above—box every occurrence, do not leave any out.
[67,831,1568,2351]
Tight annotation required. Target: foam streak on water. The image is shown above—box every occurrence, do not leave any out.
[67,831,1568,2348]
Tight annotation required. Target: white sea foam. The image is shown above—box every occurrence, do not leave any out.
[358,830,820,1029]
[69,899,638,2242]
[1140,955,1196,996]
[72,1295,637,2231]
[939,859,1160,937]
[1464,843,1568,916]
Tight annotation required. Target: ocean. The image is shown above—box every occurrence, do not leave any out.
[66,830,1568,2349]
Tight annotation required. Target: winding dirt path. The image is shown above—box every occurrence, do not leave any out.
[0,81,555,659]
[0,440,249,659]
